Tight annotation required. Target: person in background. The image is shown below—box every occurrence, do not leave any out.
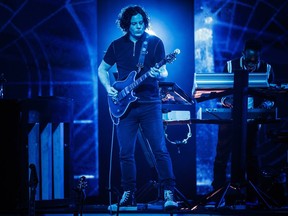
[211,38,274,204]
[98,5,178,212]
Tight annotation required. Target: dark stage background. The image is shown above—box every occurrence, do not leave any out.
[0,0,287,210]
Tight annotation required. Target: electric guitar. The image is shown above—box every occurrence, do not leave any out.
[108,49,180,119]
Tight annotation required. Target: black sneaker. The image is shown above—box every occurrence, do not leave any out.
[107,191,137,212]
[164,190,178,210]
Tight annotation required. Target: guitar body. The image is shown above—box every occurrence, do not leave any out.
[108,71,138,118]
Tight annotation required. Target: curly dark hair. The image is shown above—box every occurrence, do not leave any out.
[116,5,150,32]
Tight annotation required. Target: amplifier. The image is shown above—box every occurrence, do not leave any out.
[163,110,191,121]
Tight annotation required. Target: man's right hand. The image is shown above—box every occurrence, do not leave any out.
[221,96,233,108]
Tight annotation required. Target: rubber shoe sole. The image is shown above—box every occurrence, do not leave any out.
[107,204,137,212]
[164,200,178,211]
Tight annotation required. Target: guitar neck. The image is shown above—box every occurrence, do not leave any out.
[125,57,168,94]
[128,72,150,92]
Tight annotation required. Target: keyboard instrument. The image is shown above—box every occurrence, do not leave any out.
[197,107,277,121]
[192,72,269,102]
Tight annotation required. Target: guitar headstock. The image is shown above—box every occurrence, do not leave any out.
[155,49,180,69]
[165,49,180,64]
[77,176,87,191]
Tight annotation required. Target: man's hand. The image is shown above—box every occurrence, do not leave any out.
[107,86,118,97]
[259,100,274,109]
[221,96,233,108]
[149,66,168,79]
[149,67,161,78]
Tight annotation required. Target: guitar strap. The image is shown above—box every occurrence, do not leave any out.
[137,34,149,73]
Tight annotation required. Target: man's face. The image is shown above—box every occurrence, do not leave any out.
[243,49,260,72]
[129,13,145,40]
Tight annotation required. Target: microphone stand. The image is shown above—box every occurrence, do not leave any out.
[29,164,38,216]
[231,69,279,209]
[231,69,248,188]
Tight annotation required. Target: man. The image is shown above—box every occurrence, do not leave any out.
[211,39,274,203]
[98,5,178,211]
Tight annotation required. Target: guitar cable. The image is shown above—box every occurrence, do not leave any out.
[108,122,118,215]
[108,123,114,215]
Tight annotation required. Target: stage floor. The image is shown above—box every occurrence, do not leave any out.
[2,202,288,216]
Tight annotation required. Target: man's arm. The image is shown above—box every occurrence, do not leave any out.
[220,61,233,108]
[258,63,275,109]
[98,60,118,96]
[267,63,274,84]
